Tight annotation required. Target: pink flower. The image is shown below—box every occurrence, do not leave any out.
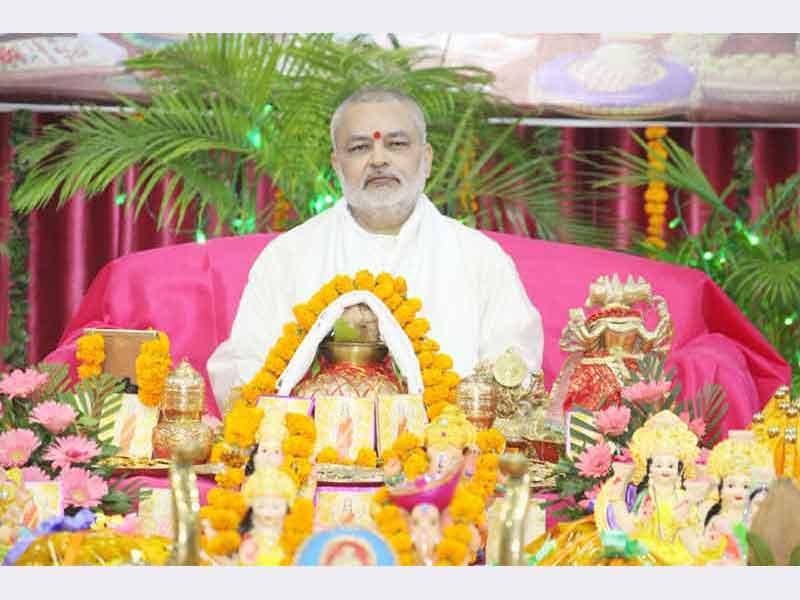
[679,412,707,439]
[0,368,49,400]
[30,401,77,434]
[697,447,711,466]
[21,466,51,483]
[594,405,631,436]
[111,513,142,535]
[622,379,672,405]
[616,447,634,464]
[202,414,223,435]
[43,435,101,470]
[576,442,613,479]
[0,429,41,467]
[59,466,108,509]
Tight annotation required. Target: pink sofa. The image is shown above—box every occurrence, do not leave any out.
[45,231,790,435]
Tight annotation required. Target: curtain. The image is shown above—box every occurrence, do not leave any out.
[0,112,799,364]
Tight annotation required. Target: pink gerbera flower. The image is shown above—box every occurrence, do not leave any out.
[575,442,613,479]
[622,379,672,405]
[21,466,51,483]
[594,405,631,436]
[679,411,707,439]
[0,428,41,467]
[59,466,108,509]
[30,401,77,434]
[0,368,49,399]
[43,435,101,470]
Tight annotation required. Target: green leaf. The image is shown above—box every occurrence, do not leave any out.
[789,544,800,567]
[332,318,361,343]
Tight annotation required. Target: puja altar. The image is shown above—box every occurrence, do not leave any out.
[1,231,795,567]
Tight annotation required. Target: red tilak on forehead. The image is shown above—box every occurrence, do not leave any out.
[372,131,381,140]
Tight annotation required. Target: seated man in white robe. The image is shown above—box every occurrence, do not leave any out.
[207,87,544,410]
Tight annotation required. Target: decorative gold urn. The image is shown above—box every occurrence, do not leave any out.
[456,369,498,430]
[152,359,213,464]
[292,341,404,400]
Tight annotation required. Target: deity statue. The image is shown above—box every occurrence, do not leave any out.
[238,467,298,566]
[701,431,774,564]
[409,503,442,566]
[245,420,288,476]
[549,274,673,425]
[0,468,37,563]
[423,405,478,479]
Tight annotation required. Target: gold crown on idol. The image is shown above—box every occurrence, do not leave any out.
[242,466,297,508]
[424,405,477,451]
[584,273,653,323]
[629,411,700,484]
[707,431,773,482]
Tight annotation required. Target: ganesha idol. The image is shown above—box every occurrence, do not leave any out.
[548,274,673,426]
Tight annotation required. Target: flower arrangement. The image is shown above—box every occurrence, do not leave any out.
[239,270,460,420]
[200,487,247,558]
[373,503,416,566]
[643,126,669,250]
[314,445,377,468]
[134,331,173,407]
[551,353,727,520]
[281,413,316,487]
[75,334,105,380]
[0,363,138,515]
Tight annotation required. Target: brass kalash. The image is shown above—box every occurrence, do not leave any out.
[292,304,405,400]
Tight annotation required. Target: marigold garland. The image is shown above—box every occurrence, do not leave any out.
[134,331,173,407]
[75,333,105,380]
[374,504,417,565]
[239,270,461,419]
[644,126,669,250]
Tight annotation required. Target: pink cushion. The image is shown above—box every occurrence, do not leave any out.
[45,231,789,434]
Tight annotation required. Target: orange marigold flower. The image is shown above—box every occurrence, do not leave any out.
[316,446,341,464]
[372,487,390,507]
[644,126,668,140]
[393,306,415,326]
[206,530,241,556]
[77,364,102,380]
[476,453,500,471]
[265,352,287,375]
[385,293,404,310]
[403,451,429,480]
[476,429,506,454]
[251,370,277,393]
[644,187,669,203]
[398,551,416,566]
[320,282,339,304]
[354,269,376,291]
[292,304,317,331]
[441,370,460,389]
[442,524,473,546]
[389,532,413,553]
[381,449,399,464]
[432,354,453,370]
[283,435,314,458]
[308,294,326,315]
[285,413,315,440]
[436,538,468,566]
[215,467,246,489]
[374,281,394,300]
[274,336,296,361]
[405,318,430,340]
[422,368,443,386]
[334,275,355,294]
[427,401,448,420]
[355,447,378,468]
[394,276,408,296]
[375,505,403,528]
[421,339,440,353]
[392,432,421,456]
[418,351,434,369]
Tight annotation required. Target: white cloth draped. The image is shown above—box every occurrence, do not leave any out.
[207,194,544,411]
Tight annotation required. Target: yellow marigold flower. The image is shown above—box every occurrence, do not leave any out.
[436,538,468,566]
[209,442,228,464]
[376,272,394,286]
[283,322,301,337]
[375,505,403,526]
[334,275,355,294]
[206,530,241,556]
[274,337,296,361]
[649,215,666,228]
[392,432,421,456]
[292,304,317,331]
[644,187,669,203]
[316,446,341,464]
[476,453,500,471]
[403,451,429,480]
[215,467,246,489]
[398,551,416,566]
[240,383,260,404]
[393,306,415,326]
[441,370,460,389]
[320,282,339,304]
[77,332,105,355]
[449,487,484,524]
[374,281,394,300]
[406,298,422,312]
[422,368,443,386]
[385,293,404,310]
[285,413,315,440]
[308,293,326,316]
[647,141,668,160]
[372,487,390,507]
[283,435,314,458]
[381,449,399,465]
[648,159,667,172]
[354,269,376,291]
[421,339,440,353]
[251,370,277,393]
[442,524,473,547]
[395,276,408,296]
[432,354,453,370]
[206,507,241,531]
[77,364,102,380]
[645,126,668,140]
[265,352,287,375]
[476,429,506,454]
[405,318,430,340]
[427,401,448,420]
[355,448,378,468]
[418,351,434,369]
[389,532,413,553]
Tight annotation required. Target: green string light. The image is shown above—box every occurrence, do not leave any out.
[114,193,126,206]
[195,230,207,244]
[785,313,798,326]
[246,128,262,150]
[668,217,682,230]
[703,251,713,261]
[746,232,760,246]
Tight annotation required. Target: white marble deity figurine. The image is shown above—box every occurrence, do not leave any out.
[409,503,442,566]
[238,467,297,566]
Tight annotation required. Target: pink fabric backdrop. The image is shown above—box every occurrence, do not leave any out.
[42,232,789,436]
[1,116,799,373]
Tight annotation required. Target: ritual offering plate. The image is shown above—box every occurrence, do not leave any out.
[101,455,222,476]
[294,527,397,566]
[532,45,696,119]
[312,463,384,485]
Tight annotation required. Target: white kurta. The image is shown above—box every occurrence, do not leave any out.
[207,194,544,410]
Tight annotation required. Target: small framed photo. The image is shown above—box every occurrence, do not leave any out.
[313,486,377,531]
[137,488,174,538]
[256,395,314,431]
[98,393,159,458]
[25,481,64,526]
[313,396,375,461]
[376,394,427,456]
[83,328,158,384]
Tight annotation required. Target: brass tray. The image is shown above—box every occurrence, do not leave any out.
[102,456,223,476]
[312,463,385,485]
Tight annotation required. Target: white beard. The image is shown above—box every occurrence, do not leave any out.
[337,157,428,230]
